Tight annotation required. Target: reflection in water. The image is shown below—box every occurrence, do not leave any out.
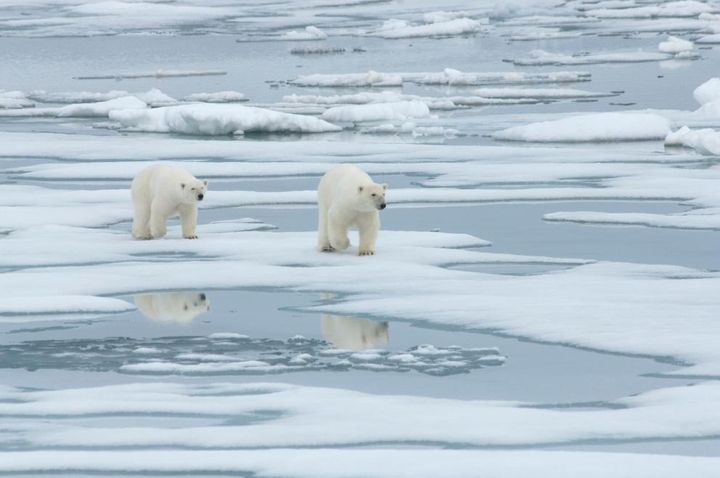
[322,314,389,351]
[134,291,210,324]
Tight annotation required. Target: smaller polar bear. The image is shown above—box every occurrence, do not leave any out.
[134,291,210,324]
[317,164,387,256]
[131,164,207,240]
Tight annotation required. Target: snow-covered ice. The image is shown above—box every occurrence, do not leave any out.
[2,0,720,474]
[494,113,671,142]
[109,103,341,135]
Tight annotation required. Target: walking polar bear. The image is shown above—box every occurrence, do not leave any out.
[317,164,387,256]
[132,164,208,240]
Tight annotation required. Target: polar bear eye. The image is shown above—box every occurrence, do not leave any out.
[371,193,377,197]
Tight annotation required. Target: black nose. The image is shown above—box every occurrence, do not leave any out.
[198,194,204,200]
[199,293,206,301]
[380,203,386,210]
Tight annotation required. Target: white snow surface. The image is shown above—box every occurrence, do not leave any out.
[109,103,341,134]
[658,36,694,54]
[494,113,671,142]
[321,101,430,122]
[183,91,247,103]
[280,25,328,40]
[514,49,673,66]
[375,17,481,39]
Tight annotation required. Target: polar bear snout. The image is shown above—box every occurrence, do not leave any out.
[197,193,204,201]
[378,203,386,210]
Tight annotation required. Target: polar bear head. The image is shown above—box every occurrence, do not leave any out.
[179,179,208,205]
[134,291,210,324]
[356,182,388,212]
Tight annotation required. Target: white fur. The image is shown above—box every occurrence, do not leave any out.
[321,314,389,351]
[131,164,207,240]
[317,164,388,256]
[134,292,210,324]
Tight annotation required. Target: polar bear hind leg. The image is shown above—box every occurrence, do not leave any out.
[132,196,152,240]
[328,208,350,250]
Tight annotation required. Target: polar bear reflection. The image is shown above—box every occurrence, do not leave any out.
[134,291,210,324]
[321,314,389,351]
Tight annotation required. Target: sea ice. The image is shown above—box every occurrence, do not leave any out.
[109,103,341,135]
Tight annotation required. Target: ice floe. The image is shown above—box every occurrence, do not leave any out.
[74,69,227,80]
[291,69,591,87]
[0,95,147,118]
[109,103,341,135]
[0,90,34,109]
[658,35,694,54]
[374,17,482,39]
[0,449,717,477]
[183,91,248,103]
[513,49,673,66]
[494,112,671,142]
[321,101,430,122]
[280,25,328,40]
[3,380,720,448]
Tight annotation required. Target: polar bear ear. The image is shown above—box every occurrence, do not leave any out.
[203,180,208,187]
[358,186,364,193]
[382,183,389,191]
[181,183,186,189]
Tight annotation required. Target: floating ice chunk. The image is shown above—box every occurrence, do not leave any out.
[494,113,671,142]
[280,25,328,40]
[544,210,720,230]
[74,69,227,80]
[58,96,147,117]
[658,36,694,54]
[514,49,672,66]
[183,91,247,103]
[375,18,481,39]
[291,70,403,87]
[665,126,720,155]
[290,46,346,55]
[696,33,720,43]
[321,101,429,122]
[0,295,134,317]
[109,103,341,135]
[209,333,249,340]
[28,89,130,104]
[500,15,600,26]
[0,90,33,109]
[0,96,147,118]
[422,11,475,23]
[133,88,176,107]
[283,91,405,105]
[403,69,591,86]
[693,78,720,105]
[472,87,611,99]
[412,127,459,138]
[587,1,714,18]
[508,27,582,41]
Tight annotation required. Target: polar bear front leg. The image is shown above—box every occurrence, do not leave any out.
[149,200,170,239]
[132,197,152,240]
[179,204,198,239]
[328,207,350,251]
[317,203,333,251]
[357,212,379,256]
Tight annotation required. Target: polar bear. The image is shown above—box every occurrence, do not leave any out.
[317,164,387,256]
[321,313,389,351]
[134,291,210,324]
[131,164,208,240]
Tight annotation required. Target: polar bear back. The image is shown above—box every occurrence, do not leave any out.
[318,164,372,206]
[132,164,197,200]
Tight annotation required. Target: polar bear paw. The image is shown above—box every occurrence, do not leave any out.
[183,234,198,240]
[320,245,335,252]
[358,249,375,256]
